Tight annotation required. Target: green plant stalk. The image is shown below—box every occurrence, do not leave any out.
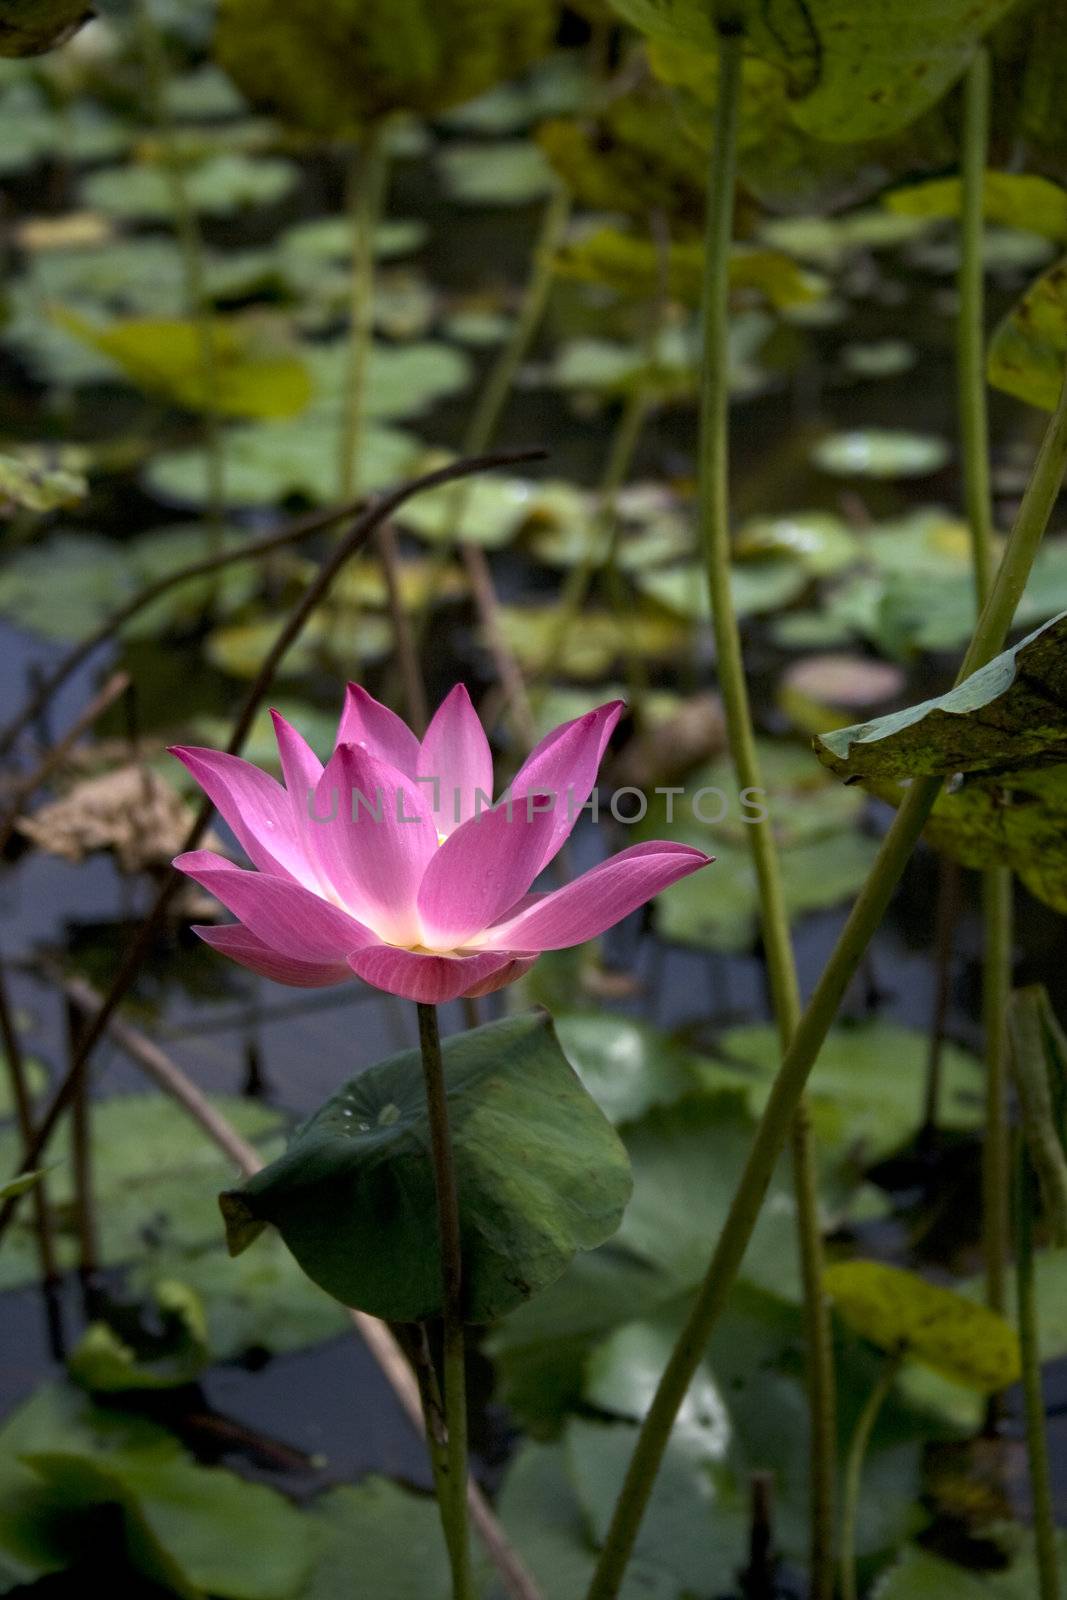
[584,264,1067,1600]
[689,29,835,1598]
[339,123,390,501]
[1015,1147,1061,1600]
[839,1351,903,1600]
[133,0,224,546]
[957,46,1014,1322]
[415,1003,473,1600]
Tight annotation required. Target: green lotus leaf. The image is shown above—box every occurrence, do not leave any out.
[815,611,1067,780]
[885,170,1067,241]
[221,1012,632,1324]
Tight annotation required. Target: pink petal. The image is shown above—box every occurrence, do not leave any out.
[169,745,318,889]
[336,683,420,775]
[417,683,494,834]
[309,744,436,944]
[504,700,624,874]
[463,954,538,998]
[174,849,376,960]
[193,923,351,988]
[271,709,324,820]
[417,795,559,949]
[347,944,523,1004]
[477,841,712,952]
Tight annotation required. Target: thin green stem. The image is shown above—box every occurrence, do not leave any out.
[584,342,1067,1600]
[957,48,1013,1325]
[1016,1146,1061,1600]
[339,125,389,500]
[415,1004,473,1600]
[134,0,224,546]
[840,1352,903,1600]
[983,866,1013,1315]
[692,28,835,1597]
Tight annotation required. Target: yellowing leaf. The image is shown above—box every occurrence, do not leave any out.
[824,1261,1021,1391]
[988,254,1067,411]
[51,310,312,419]
[885,171,1067,242]
[555,226,821,309]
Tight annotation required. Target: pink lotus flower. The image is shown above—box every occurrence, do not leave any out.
[170,685,711,1004]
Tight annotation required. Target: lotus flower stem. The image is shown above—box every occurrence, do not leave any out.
[416,1003,474,1600]
[956,46,1015,1325]
[584,107,1067,1600]
[339,121,390,500]
[839,1350,902,1600]
[1015,1143,1061,1600]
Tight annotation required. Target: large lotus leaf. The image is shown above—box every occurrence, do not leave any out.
[815,611,1067,780]
[0,0,92,55]
[0,1382,312,1597]
[716,1020,984,1163]
[221,1012,632,1324]
[215,0,555,133]
[919,762,1067,915]
[825,1261,1021,1390]
[885,171,1067,242]
[610,0,1016,142]
[988,253,1067,410]
[538,95,707,227]
[54,311,311,419]
[302,1480,449,1600]
[0,1093,283,1292]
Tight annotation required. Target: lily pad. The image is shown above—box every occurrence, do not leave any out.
[222,1012,632,1324]
[0,1382,313,1597]
[67,1281,210,1393]
[0,1092,283,1292]
[0,451,87,511]
[812,428,950,479]
[82,154,299,219]
[302,1480,449,1600]
[824,1260,1021,1390]
[717,1020,984,1164]
[438,139,557,205]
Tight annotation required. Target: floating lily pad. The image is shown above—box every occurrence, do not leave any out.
[222,1012,632,1324]
[0,451,86,511]
[0,1093,283,1292]
[303,1480,449,1600]
[438,140,557,205]
[67,1281,210,1393]
[717,1021,983,1165]
[0,1382,313,1596]
[733,511,858,575]
[82,153,300,219]
[812,429,950,479]
[495,604,688,679]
